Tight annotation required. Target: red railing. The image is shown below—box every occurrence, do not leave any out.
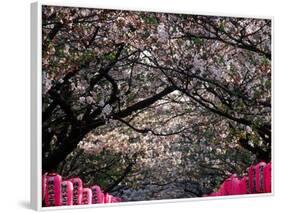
[206,161,272,197]
[42,173,122,207]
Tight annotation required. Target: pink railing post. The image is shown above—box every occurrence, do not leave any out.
[45,173,62,206]
[82,188,92,205]
[61,181,73,206]
[69,178,83,205]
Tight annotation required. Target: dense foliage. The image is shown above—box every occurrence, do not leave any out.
[42,6,271,201]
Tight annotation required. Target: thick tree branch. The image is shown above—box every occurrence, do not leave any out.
[114,116,188,136]
[115,86,176,118]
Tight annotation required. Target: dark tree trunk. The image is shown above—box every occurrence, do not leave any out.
[42,86,176,172]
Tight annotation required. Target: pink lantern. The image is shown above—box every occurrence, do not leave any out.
[218,181,227,196]
[223,177,234,195]
[104,193,113,203]
[255,162,267,193]
[224,178,232,195]
[207,161,272,197]
[45,173,62,206]
[82,188,92,205]
[91,185,104,204]
[248,165,256,193]
[61,181,73,206]
[230,175,240,195]
[238,176,249,194]
[69,178,83,205]
[42,173,47,203]
[111,197,122,203]
[264,162,272,193]
[217,175,240,196]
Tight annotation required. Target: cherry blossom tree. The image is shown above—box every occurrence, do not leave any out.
[42,6,271,201]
